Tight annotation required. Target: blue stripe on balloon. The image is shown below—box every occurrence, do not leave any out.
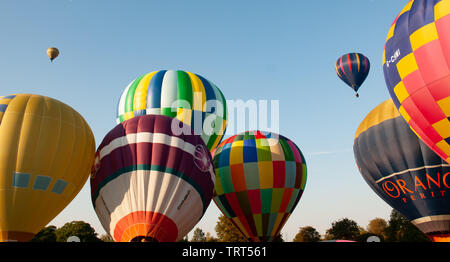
[243,139,257,163]
[2,95,16,99]
[196,74,216,103]
[134,109,146,117]
[393,10,411,41]
[147,70,167,109]
[408,0,436,34]
[218,148,231,167]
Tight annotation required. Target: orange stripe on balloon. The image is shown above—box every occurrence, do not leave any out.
[113,211,178,242]
[356,53,361,72]
[339,56,347,78]
[230,164,247,192]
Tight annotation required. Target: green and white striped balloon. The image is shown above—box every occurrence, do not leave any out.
[116,70,227,150]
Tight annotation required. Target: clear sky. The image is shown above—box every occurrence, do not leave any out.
[0,0,408,240]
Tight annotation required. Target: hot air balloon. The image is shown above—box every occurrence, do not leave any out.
[335,53,370,97]
[0,94,95,241]
[91,114,215,242]
[354,99,450,242]
[212,131,307,242]
[383,0,450,164]
[116,70,227,151]
[46,47,59,62]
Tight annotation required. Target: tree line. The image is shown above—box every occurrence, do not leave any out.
[30,221,113,242]
[31,209,430,242]
[186,209,430,242]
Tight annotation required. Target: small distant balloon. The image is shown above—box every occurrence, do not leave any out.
[46,47,59,62]
[335,53,370,97]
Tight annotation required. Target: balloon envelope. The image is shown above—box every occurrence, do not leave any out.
[354,99,450,242]
[0,94,95,241]
[383,0,450,164]
[46,47,59,62]
[212,131,307,242]
[91,114,215,242]
[335,53,370,96]
[116,70,227,151]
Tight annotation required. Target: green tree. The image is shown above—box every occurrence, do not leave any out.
[54,221,101,242]
[272,233,284,242]
[205,232,218,242]
[325,218,361,241]
[215,215,247,242]
[30,226,57,242]
[293,226,321,242]
[191,228,206,242]
[367,218,388,239]
[100,234,114,242]
[384,209,430,242]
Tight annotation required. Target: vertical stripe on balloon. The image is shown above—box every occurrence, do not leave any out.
[125,75,145,116]
[134,72,156,111]
[147,70,166,109]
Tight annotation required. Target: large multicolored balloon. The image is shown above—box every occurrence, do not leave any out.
[354,99,450,242]
[383,0,450,164]
[0,94,95,241]
[212,131,307,242]
[335,53,370,97]
[91,114,215,242]
[116,70,227,151]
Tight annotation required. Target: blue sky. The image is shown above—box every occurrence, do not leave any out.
[0,0,408,240]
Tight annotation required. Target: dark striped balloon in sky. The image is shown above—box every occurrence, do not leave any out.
[335,53,370,97]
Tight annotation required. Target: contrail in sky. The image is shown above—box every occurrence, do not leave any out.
[307,148,353,156]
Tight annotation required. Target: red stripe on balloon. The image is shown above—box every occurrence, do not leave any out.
[247,189,262,214]
[436,15,450,69]
[347,54,353,74]
[278,188,293,213]
[272,161,286,188]
[414,40,449,85]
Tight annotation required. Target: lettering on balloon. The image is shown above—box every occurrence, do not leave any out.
[379,171,450,203]
[177,190,191,210]
[385,49,401,68]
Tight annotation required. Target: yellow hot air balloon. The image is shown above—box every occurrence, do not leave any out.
[0,94,95,241]
[46,47,59,62]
